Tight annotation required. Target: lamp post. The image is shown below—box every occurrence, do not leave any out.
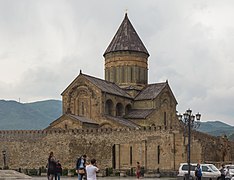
[2,150,6,169]
[178,109,201,180]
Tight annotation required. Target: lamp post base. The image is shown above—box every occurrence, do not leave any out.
[185,174,193,180]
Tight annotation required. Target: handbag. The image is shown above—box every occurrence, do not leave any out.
[78,169,85,174]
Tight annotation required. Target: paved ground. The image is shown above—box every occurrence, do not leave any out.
[0,170,177,180]
[29,177,177,180]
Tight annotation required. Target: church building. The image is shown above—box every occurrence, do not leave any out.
[48,13,179,131]
[0,13,233,175]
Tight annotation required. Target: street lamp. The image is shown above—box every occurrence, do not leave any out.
[178,109,201,180]
[2,150,6,169]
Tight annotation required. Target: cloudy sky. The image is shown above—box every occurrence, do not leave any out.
[0,0,234,125]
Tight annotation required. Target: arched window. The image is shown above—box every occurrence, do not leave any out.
[125,104,132,115]
[105,99,114,116]
[116,103,124,117]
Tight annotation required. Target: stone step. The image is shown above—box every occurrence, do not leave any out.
[0,170,32,179]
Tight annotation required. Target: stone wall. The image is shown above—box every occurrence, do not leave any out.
[0,127,233,172]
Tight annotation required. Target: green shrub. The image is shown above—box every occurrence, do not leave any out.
[106,167,113,176]
[28,168,38,176]
[69,169,76,177]
[40,166,47,173]
[62,168,68,176]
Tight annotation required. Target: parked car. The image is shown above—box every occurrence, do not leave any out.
[225,164,234,179]
[178,163,221,180]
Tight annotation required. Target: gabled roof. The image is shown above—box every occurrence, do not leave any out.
[68,114,99,125]
[134,82,167,100]
[134,81,178,104]
[124,109,154,119]
[104,115,140,128]
[61,72,132,99]
[49,114,99,126]
[104,13,149,56]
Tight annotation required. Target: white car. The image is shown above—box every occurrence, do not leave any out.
[225,165,234,179]
[178,163,221,180]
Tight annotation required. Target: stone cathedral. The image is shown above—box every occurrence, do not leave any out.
[48,13,178,131]
[1,14,233,175]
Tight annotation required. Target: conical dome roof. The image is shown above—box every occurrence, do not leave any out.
[104,13,149,56]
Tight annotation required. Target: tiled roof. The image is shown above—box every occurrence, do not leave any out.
[104,13,149,56]
[83,74,132,98]
[68,114,99,125]
[134,83,167,100]
[104,115,140,128]
[125,109,154,119]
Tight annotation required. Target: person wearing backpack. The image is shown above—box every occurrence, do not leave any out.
[195,163,202,180]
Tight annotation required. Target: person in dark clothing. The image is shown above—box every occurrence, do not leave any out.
[76,155,87,180]
[55,160,62,180]
[195,163,202,180]
[47,152,57,180]
[220,164,226,180]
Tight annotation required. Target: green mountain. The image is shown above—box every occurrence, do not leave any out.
[197,121,234,140]
[0,99,234,140]
[0,99,62,130]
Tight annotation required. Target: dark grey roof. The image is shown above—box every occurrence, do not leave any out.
[104,13,149,56]
[83,74,132,98]
[134,83,167,100]
[68,114,99,125]
[104,115,140,128]
[125,109,154,119]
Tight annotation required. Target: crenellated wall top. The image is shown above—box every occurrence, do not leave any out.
[0,125,169,137]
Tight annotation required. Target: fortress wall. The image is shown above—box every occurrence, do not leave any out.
[0,127,233,171]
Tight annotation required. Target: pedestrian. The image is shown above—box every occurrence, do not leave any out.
[136,162,141,179]
[47,152,57,180]
[86,158,99,180]
[195,163,202,180]
[225,166,231,180]
[220,164,226,180]
[55,160,62,180]
[76,154,87,180]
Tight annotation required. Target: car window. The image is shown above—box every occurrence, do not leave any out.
[182,165,188,170]
[202,166,209,172]
[182,165,196,171]
[191,165,196,171]
[208,164,219,172]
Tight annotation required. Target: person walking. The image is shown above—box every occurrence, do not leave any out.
[55,160,62,180]
[225,166,231,180]
[220,164,226,180]
[136,162,141,179]
[47,152,57,180]
[86,159,99,180]
[76,154,87,180]
[195,163,202,180]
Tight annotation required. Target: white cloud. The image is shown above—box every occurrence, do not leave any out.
[0,0,233,125]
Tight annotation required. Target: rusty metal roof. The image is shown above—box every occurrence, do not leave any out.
[134,83,167,100]
[104,13,149,56]
[125,109,155,119]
